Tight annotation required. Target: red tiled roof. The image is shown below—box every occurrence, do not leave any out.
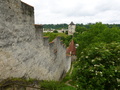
[66,40,76,55]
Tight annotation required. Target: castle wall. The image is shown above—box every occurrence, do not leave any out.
[0,0,35,47]
[0,0,71,81]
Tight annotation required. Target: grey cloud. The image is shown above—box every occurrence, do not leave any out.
[21,0,120,24]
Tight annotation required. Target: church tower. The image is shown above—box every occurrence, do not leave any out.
[68,21,76,35]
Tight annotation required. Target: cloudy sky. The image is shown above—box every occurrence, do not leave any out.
[21,0,120,24]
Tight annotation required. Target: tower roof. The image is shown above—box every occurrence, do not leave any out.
[66,40,76,55]
[69,21,75,25]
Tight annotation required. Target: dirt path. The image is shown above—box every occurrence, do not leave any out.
[65,64,76,89]
[69,64,73,75]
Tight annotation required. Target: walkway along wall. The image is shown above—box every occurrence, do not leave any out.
[0,0,71,81]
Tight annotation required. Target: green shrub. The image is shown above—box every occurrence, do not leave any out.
[53,30,58,33]
[73,42,120,90]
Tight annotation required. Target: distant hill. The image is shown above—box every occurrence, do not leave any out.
[76,23,120,29]
[43,23,120,30]
[43,24,68,30]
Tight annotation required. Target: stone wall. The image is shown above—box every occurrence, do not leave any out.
[0,0,71,81]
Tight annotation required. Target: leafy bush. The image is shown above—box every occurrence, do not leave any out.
[73,42,120,90]
[53,30,58,33]
[61,35,73,47]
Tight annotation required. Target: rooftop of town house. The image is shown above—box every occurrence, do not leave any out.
[66,40,76,55]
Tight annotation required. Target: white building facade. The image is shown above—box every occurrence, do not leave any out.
[68,22,76,35]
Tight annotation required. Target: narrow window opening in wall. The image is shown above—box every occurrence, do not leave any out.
[7,0,10,2]
[6,17,12,22]
[23,20,27,22]
[10,15,14,17]
[54,49,57,54]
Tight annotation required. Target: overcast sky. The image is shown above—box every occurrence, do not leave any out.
[21,0,120,24]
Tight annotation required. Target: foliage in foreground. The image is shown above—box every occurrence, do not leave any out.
[73,42,120,90]
[0,78,76,90]
[40,80,76,90]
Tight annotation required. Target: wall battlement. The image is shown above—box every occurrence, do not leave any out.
[35,24,43,40]
[0,0,71,81]
[43,36,49,46]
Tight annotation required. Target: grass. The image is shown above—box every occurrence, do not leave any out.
[39,80,76,90]
[43,32,68,42]
[61,62,77,89]
[0,78,76,90]
[44,32,68,37]
[57,86,76,90]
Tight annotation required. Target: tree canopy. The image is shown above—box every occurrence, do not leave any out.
[72,22,120,90]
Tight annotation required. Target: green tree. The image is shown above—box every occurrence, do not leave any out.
[53,30,58,33]
[75,26,87,33]
[75,22,120,58]
[73,42,120,90]
[43,24,68,30]
[65,31,68,35]
[61,35,73,47]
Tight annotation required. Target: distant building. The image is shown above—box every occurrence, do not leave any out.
[57,29,64,33]
[68,22,76,35]
[43,28,54,33]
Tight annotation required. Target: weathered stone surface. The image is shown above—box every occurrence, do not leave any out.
[0,0,71,81]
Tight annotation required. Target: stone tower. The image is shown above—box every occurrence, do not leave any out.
[68,21,76,35]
